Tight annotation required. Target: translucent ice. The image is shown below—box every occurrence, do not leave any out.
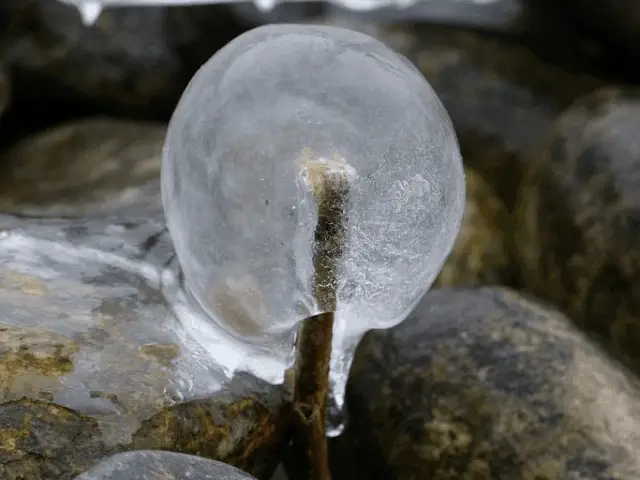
[162,24,465,433]
[74,450,257,479]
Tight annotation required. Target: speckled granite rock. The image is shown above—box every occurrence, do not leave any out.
[74,450,257,480]
[515,87,640,374]
[0,213,290,480]
[0,1,244,119]
[331,287,640,480]
[434,168,511,288]
[314,20,603,210]
[0,118,164,217]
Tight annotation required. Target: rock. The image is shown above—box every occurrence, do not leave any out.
[568,0,640,63]
[74,450,257,479]
[0,1,244,119]
[0,213,290,480]
[314,20,603,210]
[0,118,165,217]
[0,63,9,121]
[403,25,605,209]
[231,3,324,27]
[515,87,640,373]
[331,287,640,480]
[434,168,511,287]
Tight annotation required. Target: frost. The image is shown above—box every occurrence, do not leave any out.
[74,450,257,479]
[162,24,465,434]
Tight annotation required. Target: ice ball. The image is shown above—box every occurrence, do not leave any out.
[162,24,465,341]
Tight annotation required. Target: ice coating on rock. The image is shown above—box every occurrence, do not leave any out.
[74,450,258,479]
[0,214,288,445]
[162,24,465,432]
[58,0,511,27]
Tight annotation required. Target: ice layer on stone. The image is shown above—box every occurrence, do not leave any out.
[0,215,290,444]
[162,23,465,433]
[58,0,515,27]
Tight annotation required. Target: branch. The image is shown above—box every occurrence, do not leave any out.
[289,150,353,480]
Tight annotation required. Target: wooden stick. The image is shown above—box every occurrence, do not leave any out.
[289,151,352,480]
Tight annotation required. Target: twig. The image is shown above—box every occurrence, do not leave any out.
[289,150,353,480]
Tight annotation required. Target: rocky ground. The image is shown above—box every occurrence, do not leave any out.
[2,1,640,479]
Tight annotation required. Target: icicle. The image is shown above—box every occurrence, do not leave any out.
[77,0,103,26]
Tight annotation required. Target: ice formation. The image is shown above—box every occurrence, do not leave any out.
[57,0,510,27]
[162,24,465,434]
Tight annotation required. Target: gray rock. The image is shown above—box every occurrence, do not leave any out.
[74,450,257,479]
[516,87,640,375]
[331,287,640,479]
[0,118,164,217]
[0,213,290,480]
[0,1,243,118]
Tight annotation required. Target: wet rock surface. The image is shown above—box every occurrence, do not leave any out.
[0,118,164,217]
[331,287,640,480]
[0,214,290,480]
[516,87,640,374]
[434,168,511,288]
[74,450,258,480]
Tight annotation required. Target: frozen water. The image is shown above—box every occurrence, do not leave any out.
[0,214,289,444]
[77,0,103,24]
[74,450,257,479]
[57,0,512,27]
[163,24,464,434]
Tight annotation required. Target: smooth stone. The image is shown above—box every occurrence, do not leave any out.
[0,214,290,480]
[516,87,640,373]
[313,20,604,210]
[74,450,257,479]
[331,287,640,479]
[0,1,244,119]
[434,168,511,288]
[0,118,164,217]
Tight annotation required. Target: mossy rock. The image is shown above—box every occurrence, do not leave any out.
[331,287,640,479]
[0,214,290,480]
[0,118,164,217]
[516,87,640,374]
[434,168,511,288]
